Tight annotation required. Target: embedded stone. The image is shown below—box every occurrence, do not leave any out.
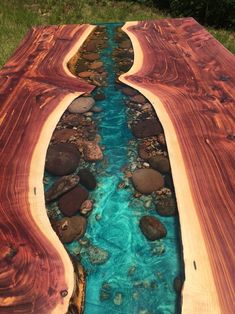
[139,216,167,240]
[45,143,80,176]
[132,169,164,194]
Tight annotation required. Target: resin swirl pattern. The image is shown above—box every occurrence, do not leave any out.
[120,18,235,314]
[0,24,95,313]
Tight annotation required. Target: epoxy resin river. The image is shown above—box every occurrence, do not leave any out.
[44,23,184,314]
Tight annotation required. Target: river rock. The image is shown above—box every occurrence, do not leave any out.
[78,71,93,78]
[45,175,80,202]
[58,185,89,216]
[83,52,100,61]
[76,62,89,73]
[156,197,177,216]
[138,142,151,160]
[100,282,112,301]
[131,94,147,104]
[61,114,85,127]
[80,200,93,215]
[139,215,167,240]
[83,141,103,161]
[87,245,109,265]
[45,143,80,176]
[149,156,170,174]
[132,169,164,194]
[131,119,162,138]
[53,216,87,243]
[68,97,95,114]
[119,39,132,49]
[52,128,78,142]
[121,87,138,96]
[89,61,103,69]
[78,169,97,190]
[113,292,123,305]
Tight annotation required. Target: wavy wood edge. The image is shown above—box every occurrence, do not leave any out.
[28,25,96,314]
[119,21,221,313]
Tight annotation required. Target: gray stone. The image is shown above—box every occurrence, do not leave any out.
[68,97,95,114]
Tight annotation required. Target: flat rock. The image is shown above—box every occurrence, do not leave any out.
[131,119,162,138]
[45,175,79,202]
[52,128,78,142]
[121,87,138,97]
[139,215,167,240]
[149,156,170,174]
[156,197,177,216]
[61,113,85,127]
[130,94,147,104]
[53,216,87,243]
[68,97,95,114]
[78,169,97,190]
[45,143,80,176]
[83,141,103,161]
[83,52,100,61]
[132,168,164,194]
[119,40,132,49]
[78,71,93,78]
[58,185,89,216]
[89,61,103,69]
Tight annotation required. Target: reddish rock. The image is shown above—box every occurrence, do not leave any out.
[121,87,138,97]
[83,141,103,161]
[45,143,80,176]
[61,114,85,127]
[78,71,93,78]
[139,215,167,240]
[132,119,162,138]
[45,175,80,202]
[132,168,164,194]
[149,156,170,174]
[89,61,103,69]
[80,200,93,215]
[138,142,152,160]
[68,97,95,114]
[52,128,78,142]
[130,94,147,104]
[94,92,106,101]
[58,185,89,216]
[83,52,100,61]
[53,216,87,243]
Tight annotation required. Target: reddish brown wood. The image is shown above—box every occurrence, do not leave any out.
[122,18,235,313]
[0,25,94,313]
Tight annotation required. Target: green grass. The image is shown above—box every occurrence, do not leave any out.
[0,0,234,68]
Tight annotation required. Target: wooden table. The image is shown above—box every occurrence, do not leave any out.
[0,18,234,313]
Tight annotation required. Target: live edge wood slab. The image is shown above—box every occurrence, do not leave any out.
[0,18,234,314]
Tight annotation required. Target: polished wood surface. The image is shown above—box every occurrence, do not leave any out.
[0,24,95,313]
[120,18,235,314]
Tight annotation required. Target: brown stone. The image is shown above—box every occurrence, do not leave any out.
[156,197,177,216]
[132,119,162,138]
[131,94,147,104]
[121,87,138,97]
[139,215,167,240]
[45,143,80,176]
[78,71,93,78]
[83,141,103,161]
[138,142,152,160]
[53,216,87,243]
[132,168,164,194]
[89,61,103,70]
[52,128,78,142]
[149,156,170,174]
[61,114,85,127]
[83,53,100,61]
[45,175,80,202]
[58,185,89,216]
[119,40,132,49]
